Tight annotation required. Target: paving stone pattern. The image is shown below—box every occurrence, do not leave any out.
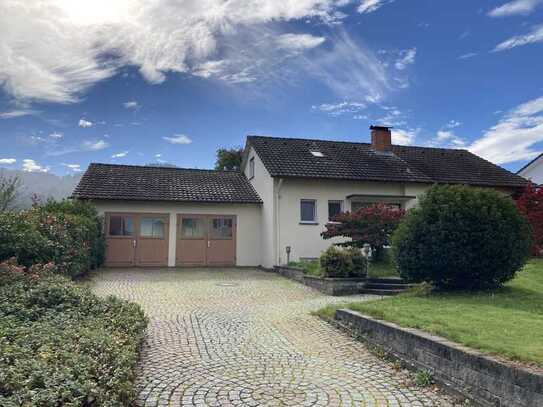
[91,268,457,407]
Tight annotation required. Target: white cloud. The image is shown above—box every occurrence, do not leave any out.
[391,128,417,145]
[469,96,543,164]
[48,132,63,139]
[312,101,367,116]
[83,139,109,151]
[458,52,477,60]
[22,159,48,173]
[494,25,543,51]
[111,151,128,158]
[123,101,140,109]
[358,0,394,14]
[0,1,379,104]
[163,134,192,145]
[435,130,466,147]
[0,109,36,119]
[62,163,81,172]
[445,120,462,129]
[394,48,417,70]
[78,119,93,128]
[0,158,17,164]
[488,0,543,17]
[276,33,326,51]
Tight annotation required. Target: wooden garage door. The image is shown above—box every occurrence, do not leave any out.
[177,215,236,266]
[105,213,169,267]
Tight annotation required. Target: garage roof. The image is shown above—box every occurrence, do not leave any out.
[73,163,262,204]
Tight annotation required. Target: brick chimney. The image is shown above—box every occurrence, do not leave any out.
[370,125,392,152]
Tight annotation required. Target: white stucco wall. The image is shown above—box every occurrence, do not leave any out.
[92,200,262,267]
[275,179,432,265]
[518,158,543,185]
[244,147,276,268]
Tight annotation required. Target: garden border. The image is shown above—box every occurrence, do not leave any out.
[274,266,365,295]
[333,308,543,407]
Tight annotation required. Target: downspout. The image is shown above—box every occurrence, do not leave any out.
[275,178,284,266]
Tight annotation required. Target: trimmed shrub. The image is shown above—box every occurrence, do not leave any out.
[320,246,367,278]
[392,185,531,290]
[0,259,147,406]
[516,183,543,256]
[0,200,104,277]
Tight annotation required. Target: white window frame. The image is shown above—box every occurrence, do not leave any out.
[249,157,255,179]
[328,200,343,221]
[300,199,317,224]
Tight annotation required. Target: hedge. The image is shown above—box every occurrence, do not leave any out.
[0,259,148,406]
[0,200,105,277]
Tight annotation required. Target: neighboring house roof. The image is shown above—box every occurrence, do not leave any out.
[247,135,528,188]
[516,152,543,175]
[73,163,262,203]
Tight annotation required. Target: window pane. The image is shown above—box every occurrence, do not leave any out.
[140,218,164,238]
[109,216,123,236]
[210,218,233,238]
[152,219,165,238]
[300,200,316,222]
[181,218,205,238]
[123,217,134,236]
[328,201,342,220]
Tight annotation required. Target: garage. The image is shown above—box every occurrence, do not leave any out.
[73,164,262,268]
[105,212,170,267]
[176,214,236,266]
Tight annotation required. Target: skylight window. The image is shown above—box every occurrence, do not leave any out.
[310,151,324,157]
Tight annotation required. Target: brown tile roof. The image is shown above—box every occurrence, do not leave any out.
[73,163,262,203]
[247,136,528,188]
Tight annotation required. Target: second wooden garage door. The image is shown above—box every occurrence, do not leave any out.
[176,214,236,266]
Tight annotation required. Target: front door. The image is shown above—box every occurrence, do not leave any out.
[176,215,236,266]
[105,213,169,267]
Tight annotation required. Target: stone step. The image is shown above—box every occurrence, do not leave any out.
[360,288,406,296]
[364,283,412,290]
[365,277,406,284]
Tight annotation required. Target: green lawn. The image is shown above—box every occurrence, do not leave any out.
[319,260,543,366]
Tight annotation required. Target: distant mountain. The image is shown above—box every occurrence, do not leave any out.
[0,168,82,209]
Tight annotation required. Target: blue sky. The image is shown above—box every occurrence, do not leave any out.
[1,0,542,175]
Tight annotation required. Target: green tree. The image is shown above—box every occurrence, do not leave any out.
[215,147,244,170]
[0,174,21,212]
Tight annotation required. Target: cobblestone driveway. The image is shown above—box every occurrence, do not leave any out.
[91,268,455,407]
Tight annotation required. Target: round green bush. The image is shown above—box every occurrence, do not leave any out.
[392,185,531,290]
[320,246,367,278]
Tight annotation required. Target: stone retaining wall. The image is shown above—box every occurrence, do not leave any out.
[273,266,365,295]
[335,309,543,407]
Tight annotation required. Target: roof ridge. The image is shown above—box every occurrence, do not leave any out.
[89,162,241,174]
[247,135,470,152]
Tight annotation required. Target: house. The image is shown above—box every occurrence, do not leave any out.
[73,126,528,269]
[517,152,543,185]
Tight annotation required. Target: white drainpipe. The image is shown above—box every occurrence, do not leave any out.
[275,178,284,266]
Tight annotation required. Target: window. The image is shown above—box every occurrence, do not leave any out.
[181,218,206,238]
[328,200,343,220]
[351,202,402,212]
[310,151,324,157]
[300,199,317,223]
[140,218,165,238]
[109,215,133,236]
[210,218,233,239]
[249,157,255,179]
